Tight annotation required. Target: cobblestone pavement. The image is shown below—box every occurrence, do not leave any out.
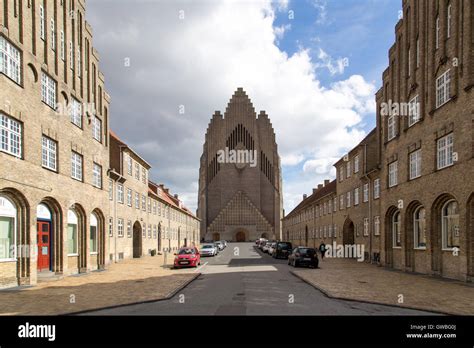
[0,254,199,315]
[291,258,474,315]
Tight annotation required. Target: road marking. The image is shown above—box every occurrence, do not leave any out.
[194,261,208,272]
[201,265,277,274]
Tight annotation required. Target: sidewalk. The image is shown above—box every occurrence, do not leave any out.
[0,254,199,315]
[291,258,474,315]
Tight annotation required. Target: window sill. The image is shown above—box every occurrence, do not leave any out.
[436,163,454,172]
[0,258,17,262]
[42,165,58,173]
[414,247,426,251]
[1,72,23,87]
[392,246,402,249]
[67,253,79,257]
[90,252,98,255]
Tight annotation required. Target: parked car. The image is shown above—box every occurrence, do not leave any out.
[268,242,277,256]
[272,241,293,259]
[217,241,226,249]
[215,241,225,251]
[174,246,201,268]
[200,244,218,257]
[288,247,319,268]
[262,242,273,253]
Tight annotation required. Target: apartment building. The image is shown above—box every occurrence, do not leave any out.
[0,0,110,288]
[109,132,200,262]
[334,130,382,262]
[283,0,473,281]
[377,0,473,280]
[284,180,338,249]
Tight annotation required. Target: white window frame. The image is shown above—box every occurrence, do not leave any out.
[374,216,380,236]
[437,133,454,170]
[93,116,102,142]
[117,218,124,237]
[413,207,427,250]
[408,95,420,127]
[435,16,440,49]
[392,212,401,248]
[60,31,65,61]
[0,36,22,84]
[71,151,83,181]
[135,192,140,209]
[41,135,57,171]
[346,161,351,178]
[108,179,113,201]
[354,187,359,205]
[447,4,452,39]
[387,115,396,140]
[441,200,459,250]
[0,196,17,261]
[388,161,398,187]
[374,178,380,199]
[354,155,360,173]
[127,188,132,207]
[41,72,57,109]
[436,70,451,108]
[409,149,422,180]
[363,218,369,236]
[39,5,45,40]
[127,155,133,176]
[93,163,102,188]
[346,191,351,208]
[127,220,132,238]
[0,113,22,158]
[117,184,124,203]
[363,183,369,202]
[70,97,82,128]
[50,18,56,51]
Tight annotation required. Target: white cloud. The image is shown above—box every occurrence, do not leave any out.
[315,48,348,75]
[86,0,375,213]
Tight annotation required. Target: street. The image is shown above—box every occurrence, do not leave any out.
[84,243,433,315]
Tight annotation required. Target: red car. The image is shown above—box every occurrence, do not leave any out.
[174,246,201,269]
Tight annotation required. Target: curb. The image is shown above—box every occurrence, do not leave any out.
[64,273,201,315]
[289,270,456,316]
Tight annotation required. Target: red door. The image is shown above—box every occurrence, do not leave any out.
[37,221,51,271]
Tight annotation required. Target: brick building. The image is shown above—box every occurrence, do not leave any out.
[197,88,283,242]
[283,0,473,281]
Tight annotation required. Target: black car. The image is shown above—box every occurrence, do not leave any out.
[288,247,319,268]
[272,242,293,259]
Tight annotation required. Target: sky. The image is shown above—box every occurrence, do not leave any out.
[86,0,402,214]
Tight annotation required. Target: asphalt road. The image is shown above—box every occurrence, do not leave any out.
[83,242,433,315]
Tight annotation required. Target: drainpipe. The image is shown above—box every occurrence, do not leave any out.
[363,144,378,264]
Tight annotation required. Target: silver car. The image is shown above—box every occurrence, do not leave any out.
[200,244,218,256]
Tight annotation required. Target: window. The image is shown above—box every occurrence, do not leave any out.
[77,48,81,77]
[153,201,157,214]
[135,192,139,209]
[354,155,360,173]
[437,133,454,170]
[388,161,398,187]
[387,115,396,140]
[0,113,22,158]
[374,216,380,236]
[435,16,440,49]
[442,200,459,249]
[339,195,344,210]
[117,218,124,237]
[142,168,147,184]
[153,225,157,239]
[50,19,55,50]
[328,200,332,213]
[148,225,152,239]
[69,41,74,70]
[408,48,411,77]
[39,5,45,40]
[339,166,344,182]
[436,70,451,108]
[416,38,420,68]
[346,161,351,178]
[148,198,152,213]
[127,220,132,238]
[408,95,420,126]
[70,97,82,128]
[41,73,57,108]
[127,155,133,175]
[409,150,422,179]
[127,188,132,206]
[346,191,351,208]
[41,136,57,171]
[67,209,78,255]
[90,213,98,253]
[363,183,369,202]
[117,184,124,203]
[363,218,369,236]
[93,117,102,142]
[354,187,359,205]
[71,151,83,181]
[108,180,113,200]
[414,207,426,249]
[392,211,401,247]
[333,197,337,212]
[142,223,146,238]
[0,196,16,260]
[60,31,65,60]
[447,4,452,38]
[0,36,21,84]
[142,195,146,211]
[109,217,113,237]
[374,178,380,199]
[93,163,102,188]
[135,163,140,180]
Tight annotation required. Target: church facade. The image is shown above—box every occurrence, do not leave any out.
[197,88,283,242]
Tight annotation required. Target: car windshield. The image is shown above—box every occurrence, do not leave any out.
[298,248,316,255]
[278,243,291,249]
[178,249,195,255]
[202,245,213,249]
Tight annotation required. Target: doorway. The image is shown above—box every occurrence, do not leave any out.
[133,221,142,258]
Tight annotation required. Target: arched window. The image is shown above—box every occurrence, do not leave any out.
[0,196,16,260]
[90,213,98,254]
[67,209,78,255]
[413,207,426,249]
[442,200,459,249]
[392,211,401,247]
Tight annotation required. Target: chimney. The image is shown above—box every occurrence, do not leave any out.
[324,179,330,186]
[313,188,317,194]
[174,194,179,200]
[303,194,307,200]
[317,184,323,189]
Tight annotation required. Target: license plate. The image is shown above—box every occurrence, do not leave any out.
[303,258,311,261]
[179,261,189,264]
